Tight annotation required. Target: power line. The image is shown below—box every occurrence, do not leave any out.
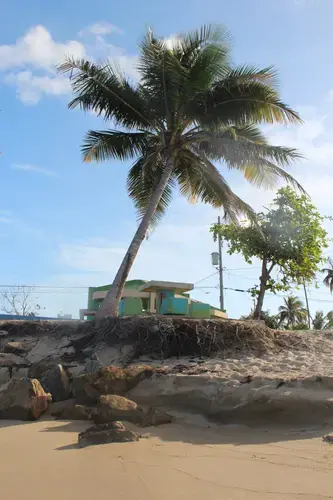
[0,284,88,289]
[194,271,219,286]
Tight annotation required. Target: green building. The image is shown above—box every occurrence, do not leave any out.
[80,279,227,320]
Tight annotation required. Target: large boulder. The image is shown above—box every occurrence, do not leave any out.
[78,422,140,448]
[72,375,100,405]
[40,364,71,402]
[95,394,172,427]
[4,341,33,356]
[0,378,50,420]
[29,357,61,379]
[0,353,29,368]
[140,407,173,427]
[96,395,144,424]
[49,399,94,421]
[73,365,154,404]
[48,399,76,417]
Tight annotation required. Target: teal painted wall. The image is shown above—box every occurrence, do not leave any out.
[87,280,147,318]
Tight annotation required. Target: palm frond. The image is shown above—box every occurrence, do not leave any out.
[58,58,154,130]
[174,148,255,222]
[191,77,302,127]
[194,126,304,191]
[176,24,231,94]
[127,153,174,228]
[220,65,279,88]
[138,31,187,124]
[82,130,156,162]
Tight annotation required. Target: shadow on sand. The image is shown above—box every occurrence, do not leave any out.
[35,412,333,451]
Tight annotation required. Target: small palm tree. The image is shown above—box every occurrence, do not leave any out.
[312,310,325,330]
[312,310,333,330]
[324,311,333,329]
[322,257,333,293]
[278,296,308,329]
[60,25,302,317]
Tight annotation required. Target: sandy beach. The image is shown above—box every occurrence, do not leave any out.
[1,417,333,500]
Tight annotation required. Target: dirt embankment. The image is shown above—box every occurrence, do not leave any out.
[2,317,333,425]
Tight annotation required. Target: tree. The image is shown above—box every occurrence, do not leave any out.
[278,296,307,329]
[322,257,333,293]
[212,187,328,319]
[312,310,333,330]
[60,24,302,317]
[241,309,279,329]
[0,286,43,317]
[312,310,325,330]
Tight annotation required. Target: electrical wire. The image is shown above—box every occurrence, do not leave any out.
[194,271,219,285]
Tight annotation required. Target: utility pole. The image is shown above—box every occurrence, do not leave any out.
[217,216,224,311]
[303,281,311,329]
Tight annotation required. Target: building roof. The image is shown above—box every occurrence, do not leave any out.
[139,280,193,293]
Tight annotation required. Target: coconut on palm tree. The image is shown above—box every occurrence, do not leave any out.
[278,296,308,329]
[60,24,302,317]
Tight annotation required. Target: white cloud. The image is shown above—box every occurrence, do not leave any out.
[11,163,57,177]
[4,71,70,104]
[80,22,123,37]
[0,25,86,71]
[1,24,138,103]
[85,35,138,79]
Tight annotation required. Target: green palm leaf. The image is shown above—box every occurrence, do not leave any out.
[58,58,154,130]
[82,130,156,162]
[127,153,174,228]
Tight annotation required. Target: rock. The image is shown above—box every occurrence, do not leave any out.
[49,397,98,421]
[48,398,76,416]
[60,405,94,421]
[140,407,172,427]
[12,368,29,379]
[0,353,29,367]
[0,378,51,420]
[66,364,85,378]
[72,365,154,404]
[78,422,140,448]
[4,341,32,356]
[72,375,100,405]
[0,331,8,337]
[85,352,103,374]
[29,357,61,379]
[0,368,10,385]
[26,336,74,365]
[40,364,71,402]
[323,434,333,444]
[96,395,144,424]
[49,399,93,421]
[95,394,172,427]
[93,365,154,395]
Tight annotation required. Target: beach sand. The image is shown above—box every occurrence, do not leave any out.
[1,417,333,499]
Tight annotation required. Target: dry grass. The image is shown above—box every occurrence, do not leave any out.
[2,316,333,362]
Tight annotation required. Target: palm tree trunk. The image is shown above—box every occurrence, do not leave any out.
[96,157,174,318]
[253,256,268,320]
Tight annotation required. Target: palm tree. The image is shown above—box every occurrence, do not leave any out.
[278,296,307,329]
[312,310,333,330]
[59,25,302,317]
[312,310,325,330]
[324,311,333,329]
[322,257,333,293]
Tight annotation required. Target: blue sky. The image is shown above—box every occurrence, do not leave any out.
[2,0,333,319]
